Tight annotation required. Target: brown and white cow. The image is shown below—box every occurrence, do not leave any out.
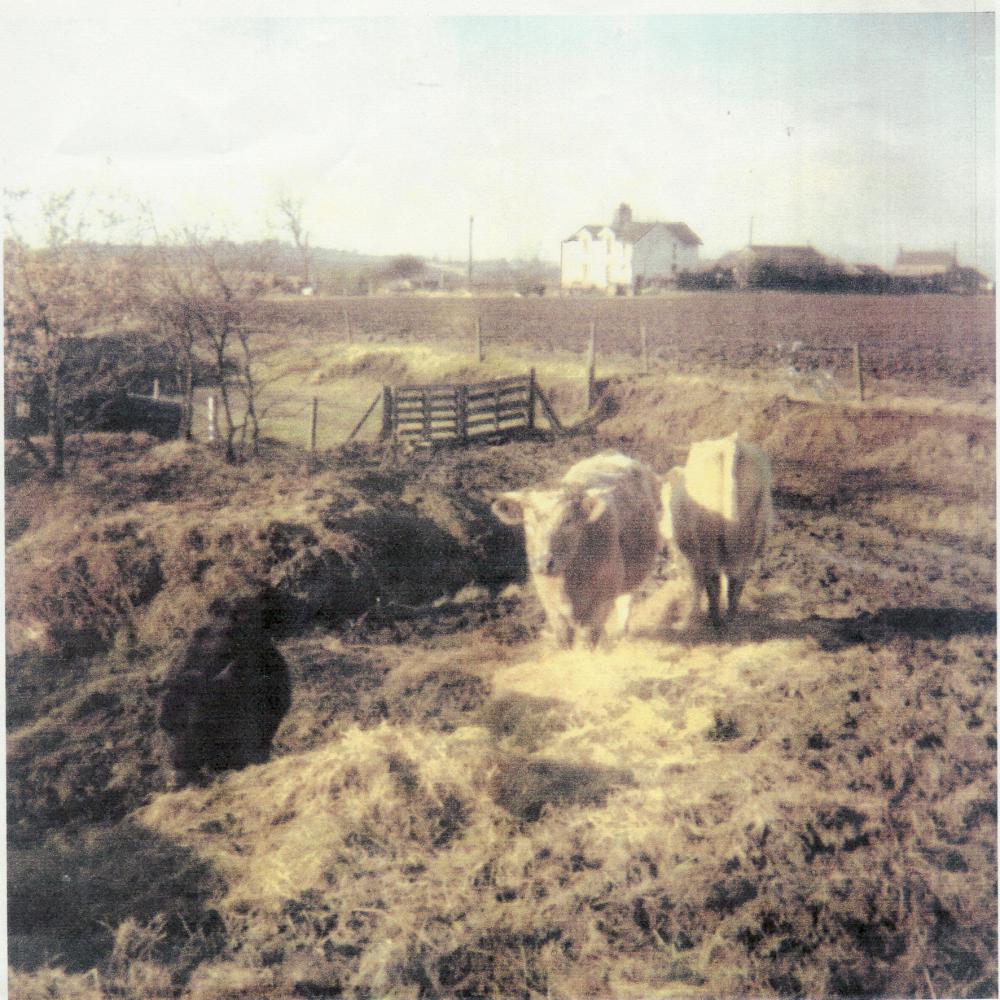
[659,432,772,627]
[492,452,661,648]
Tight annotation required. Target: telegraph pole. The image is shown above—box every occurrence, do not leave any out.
[468,215,474,289]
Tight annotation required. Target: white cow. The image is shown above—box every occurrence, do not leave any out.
[660,432,772,627]
[493,452,661,648]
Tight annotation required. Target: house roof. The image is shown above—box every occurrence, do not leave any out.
[895,250,956,268]
[563,225,610,241]
[746,245,827,265]
[712,245,830,271]
[563,221,702,246]
[893,250,957,276]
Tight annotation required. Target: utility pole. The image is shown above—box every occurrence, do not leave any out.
[468,215,474,289]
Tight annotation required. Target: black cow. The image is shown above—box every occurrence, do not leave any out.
[159,595,291,780]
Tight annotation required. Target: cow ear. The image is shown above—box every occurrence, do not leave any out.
[212,662,237,684]
[492,494,525,525]
[580,493,607,523]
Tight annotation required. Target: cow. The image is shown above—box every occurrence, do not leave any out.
[158,594,291,781]
[659,432,772,627]
[492,452,661,648]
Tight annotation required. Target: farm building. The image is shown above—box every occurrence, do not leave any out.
[713,244,839,290]
[560,203,701,294]
[893,249,989,293]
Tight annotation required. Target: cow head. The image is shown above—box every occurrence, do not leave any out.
[493,488,607,577]
[159,661,240,773]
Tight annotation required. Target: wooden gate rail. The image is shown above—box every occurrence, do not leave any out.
[380,369,561,446]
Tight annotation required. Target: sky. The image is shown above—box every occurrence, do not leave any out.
[1,10,995,274]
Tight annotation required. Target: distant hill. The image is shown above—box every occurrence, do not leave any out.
[46,241,559,295]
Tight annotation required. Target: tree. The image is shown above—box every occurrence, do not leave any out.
[275,194,313,291]
[383,255,425,282]
[141,227,279,462]
[4,191,132,476]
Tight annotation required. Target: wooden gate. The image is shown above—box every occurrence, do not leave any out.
[383,370,558,446]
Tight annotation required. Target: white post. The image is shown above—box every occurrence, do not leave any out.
[152,378,160,400]
[207,395,217,443]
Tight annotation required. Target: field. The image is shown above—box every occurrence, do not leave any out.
[6,291,997,999]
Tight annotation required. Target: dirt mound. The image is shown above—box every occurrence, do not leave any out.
[317,349,412,384]
[8,820,226,976]
[599,376,995,507]
[8,517,164,656]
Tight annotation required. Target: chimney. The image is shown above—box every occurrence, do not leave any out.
[613,203,632,229]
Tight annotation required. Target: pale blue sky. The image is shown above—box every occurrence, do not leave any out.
[2,13,994,273]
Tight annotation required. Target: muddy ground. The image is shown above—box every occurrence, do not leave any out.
[6,369,996,999]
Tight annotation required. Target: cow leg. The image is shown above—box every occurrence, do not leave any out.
[582,598,615,649]
[610,593,633,638]
[551,617,574,649]
[584,621,605,650]
[705,573,723,628]
[727,575,746,620]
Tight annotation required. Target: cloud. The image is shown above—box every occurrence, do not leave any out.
[57,91,236,157]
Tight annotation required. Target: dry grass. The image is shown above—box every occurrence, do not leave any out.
[6,295,995,999]
[128,621,995,999]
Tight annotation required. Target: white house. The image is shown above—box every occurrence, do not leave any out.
[560,203,702,294]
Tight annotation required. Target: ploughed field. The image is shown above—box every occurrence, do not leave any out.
[6,292,996,1000]
[254,291,996,398]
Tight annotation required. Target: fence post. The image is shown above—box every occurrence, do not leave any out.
[310,396,319,454]
[475,315,483,363]
[380,386,393,440]
[152,378,160,400]
[343,308,352,345]
[586,319,597,408]
[852,344,865,402]
[207,395,217,443]
[528,368,536,431]
[422,390,432,444]
[640,322,649,375]
[457,385,468,444]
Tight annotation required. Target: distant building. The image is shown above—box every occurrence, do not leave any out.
[713,245,835,289]
[560,203,702,294]
[893,249,958,278]
[892,249,988,293]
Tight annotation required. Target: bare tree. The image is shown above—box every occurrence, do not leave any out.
[140,226,277,462]
[275,194,313,291]
[4,190,131,476]
[139,216,213,442]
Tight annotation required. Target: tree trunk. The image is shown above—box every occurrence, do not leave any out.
[49,386,66,478]
[177,350,195,441]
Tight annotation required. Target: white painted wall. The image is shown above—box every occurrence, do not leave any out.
[562,222,698,290]
[632,226,699,282]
